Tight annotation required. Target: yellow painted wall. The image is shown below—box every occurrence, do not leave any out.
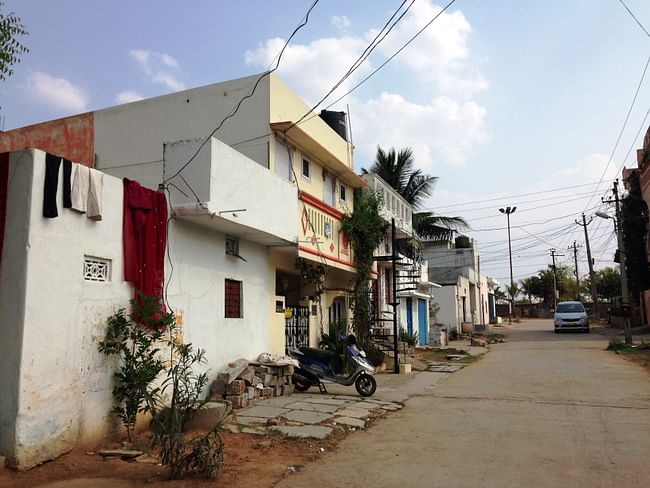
[269,74,352,169]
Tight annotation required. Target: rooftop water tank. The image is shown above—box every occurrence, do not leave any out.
[319,110,347,141]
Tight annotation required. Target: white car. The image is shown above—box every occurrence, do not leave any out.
[554,301,590,333]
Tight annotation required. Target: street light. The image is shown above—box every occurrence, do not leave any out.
[499,206,517,324]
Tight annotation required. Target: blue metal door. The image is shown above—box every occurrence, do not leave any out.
[418,298,428,346]
[406,298,413,334]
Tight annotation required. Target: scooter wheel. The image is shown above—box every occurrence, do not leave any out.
[355,374,377,397]
[293,379,311,392]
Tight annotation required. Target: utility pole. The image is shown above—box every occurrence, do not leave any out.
[499,206,517,323]
[612,180,632,344]
[570,241,580,301]
[549,248,564,310]
[576,213,599,318]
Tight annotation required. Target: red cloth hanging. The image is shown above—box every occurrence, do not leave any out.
[123,178,168,302]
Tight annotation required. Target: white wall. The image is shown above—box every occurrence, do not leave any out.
[94,74,270,174]
[1,150,132,469]
[165,218,273,374]
[433,285,460,333]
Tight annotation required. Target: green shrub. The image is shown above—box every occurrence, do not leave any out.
[399,327,418,347]
[607,338,627,351]
[97,294,167,441]
[449,328,459,341]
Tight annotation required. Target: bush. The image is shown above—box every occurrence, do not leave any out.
[399,328,418,347]
[449,328,459,341]
[97,295,167,441]
[607,338,627,351]
[148,322,230,479]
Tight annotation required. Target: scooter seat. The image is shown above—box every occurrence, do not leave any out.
[298,347,337,361]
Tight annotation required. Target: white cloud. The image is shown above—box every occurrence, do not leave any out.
[373,1,488,95]
[115,90,144,104]
[129,49,184,91]
[245,36,372,106]
[352,92,488,169]
[245,1,489,168]
[24,71,89,112]
[331,15,351,31]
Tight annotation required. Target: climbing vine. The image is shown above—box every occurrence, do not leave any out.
[296,257,326,328]
[341,190,388,348]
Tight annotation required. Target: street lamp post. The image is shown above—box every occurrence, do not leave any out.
[499,206,517,324]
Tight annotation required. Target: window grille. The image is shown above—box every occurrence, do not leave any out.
[225,279,243,318]
[84,256,111,282]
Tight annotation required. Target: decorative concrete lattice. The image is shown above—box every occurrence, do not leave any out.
[83,256,111,282]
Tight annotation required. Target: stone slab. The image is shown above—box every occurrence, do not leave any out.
[185,401,231,431]
[333,416,366,428]
[240,406,289,418]
[258,396,298,407]
[334,408,370,419]
[354,401,384,411]
[283,410,332,424]
[301,397,352,406]
[241,427,266,435]
[234,416,269,425]
[270,425,333,439]
[285,401,339,413]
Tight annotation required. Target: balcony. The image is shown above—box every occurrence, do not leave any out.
[361,173,413,237]
[164,137,298,246]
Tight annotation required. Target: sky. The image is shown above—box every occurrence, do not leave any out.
[2,0,649,288]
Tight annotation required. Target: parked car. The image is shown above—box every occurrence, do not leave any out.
[554,301,589,333]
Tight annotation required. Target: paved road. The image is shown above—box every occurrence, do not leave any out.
[277,319,650,488]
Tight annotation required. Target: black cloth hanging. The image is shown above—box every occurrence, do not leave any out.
[62,159,72,208]
[43,153,62,218]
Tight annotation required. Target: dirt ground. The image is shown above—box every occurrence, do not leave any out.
[0,427,353,488]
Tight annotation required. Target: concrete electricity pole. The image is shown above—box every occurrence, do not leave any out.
[499,206,517,324]
[549,248,564,310]
[569,241,580,301]
[612,180,632,344]
[576,213,599,318]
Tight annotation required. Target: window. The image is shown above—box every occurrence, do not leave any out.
[340,183,347,202]
[301,158,311,179]
[225,279,243,318]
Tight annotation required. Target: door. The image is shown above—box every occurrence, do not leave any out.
[406,298,413,334]
[418,298,428,346]
[323,171,336,207]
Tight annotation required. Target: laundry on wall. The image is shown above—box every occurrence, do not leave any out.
[43,153,103,220]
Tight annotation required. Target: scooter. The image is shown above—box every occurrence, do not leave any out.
[289,334,377,397]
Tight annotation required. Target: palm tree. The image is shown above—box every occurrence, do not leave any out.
[363,146,468,241]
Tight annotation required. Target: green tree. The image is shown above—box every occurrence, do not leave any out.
[621,171,650,305]
[595,267,621,302]
[0,1,28,81]
[340,190,388,348]
[363,146,468,241]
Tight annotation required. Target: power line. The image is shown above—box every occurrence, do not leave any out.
[425,180,615,211]
[583,51,650,210]
[618,0,650,38]
[163,0,321,186]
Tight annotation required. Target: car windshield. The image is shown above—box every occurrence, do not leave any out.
[556,303,585,313]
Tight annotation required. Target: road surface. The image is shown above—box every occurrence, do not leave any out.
[277,319,650,488]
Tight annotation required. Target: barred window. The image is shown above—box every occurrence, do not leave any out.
[225,279,243,318]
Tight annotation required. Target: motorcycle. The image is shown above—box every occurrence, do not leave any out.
[289,334,377,397]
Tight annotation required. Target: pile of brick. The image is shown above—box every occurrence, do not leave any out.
[210,358,296,409]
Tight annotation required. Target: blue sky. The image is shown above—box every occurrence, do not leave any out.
[2,0,649,286]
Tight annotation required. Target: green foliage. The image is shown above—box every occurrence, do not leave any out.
[621,171,650,305]
[363,145,467,241]
[97,295,167,441]
[0,2,28,81]
[148,325,230,480]
[399,327,418,347]
[455,235,471,248]
[449,328,459,341]
[594,267,621,302]
[319,321,349,374]
[341,190,388,348]
[607,338,627,351]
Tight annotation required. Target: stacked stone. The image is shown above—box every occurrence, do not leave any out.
[210,358,296,409]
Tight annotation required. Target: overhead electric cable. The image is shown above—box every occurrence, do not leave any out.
[163,0,320,186]
[618,0,650,38]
